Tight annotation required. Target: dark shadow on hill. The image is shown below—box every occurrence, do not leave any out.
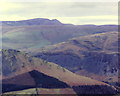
[2,70,70,93]
[29,70,70,88]
[2,84,34,93]
[72,85,118,95]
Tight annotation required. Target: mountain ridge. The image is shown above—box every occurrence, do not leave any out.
[1,49,118,94]
[2,18,63,26]
[1,18,119,26]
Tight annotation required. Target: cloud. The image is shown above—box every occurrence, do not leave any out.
[0,2,118,25]
[55,16,117,25]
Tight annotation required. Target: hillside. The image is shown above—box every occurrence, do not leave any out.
[2,18,118,50]
[33,32,119,85]
[1,49,118,94]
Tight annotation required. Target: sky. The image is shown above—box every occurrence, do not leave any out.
[0,1,118,25]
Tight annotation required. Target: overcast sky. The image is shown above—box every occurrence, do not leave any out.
[0,1,118,25]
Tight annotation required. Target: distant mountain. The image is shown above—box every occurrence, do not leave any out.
[2,18,63,26]
[2,19,118,51]
[33,32,119,86]
[1,49,118,94]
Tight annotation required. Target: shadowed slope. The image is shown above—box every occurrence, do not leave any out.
[2,70,70,93]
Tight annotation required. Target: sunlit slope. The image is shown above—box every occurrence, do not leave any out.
[2,49,118,94]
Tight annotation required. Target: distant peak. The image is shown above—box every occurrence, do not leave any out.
[2,18,63,26]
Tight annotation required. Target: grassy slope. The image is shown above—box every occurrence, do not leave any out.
[2,25,118,50]
[3,88,76,94]
[41,31,118,53]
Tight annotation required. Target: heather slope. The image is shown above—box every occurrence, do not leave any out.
[34,32,119,84]
[1,49,118,94]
